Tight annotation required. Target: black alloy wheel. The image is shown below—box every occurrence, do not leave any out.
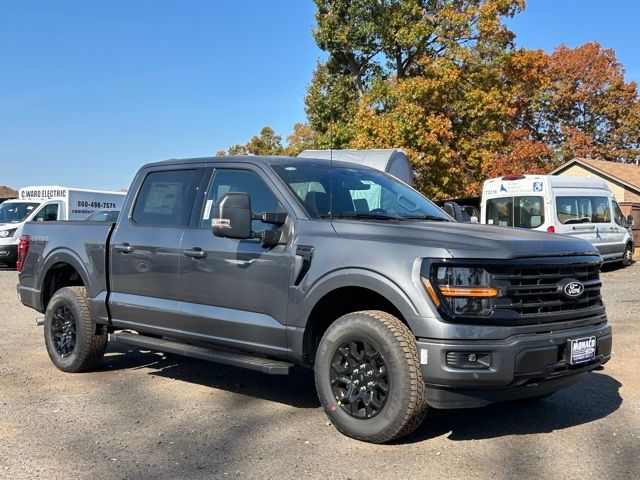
[50,305,77,357]
[330,339,389,419]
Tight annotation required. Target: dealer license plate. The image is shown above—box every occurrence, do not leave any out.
[568,336,596,365]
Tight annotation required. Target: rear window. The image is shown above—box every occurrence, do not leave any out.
[132,169,199,227]
[556,196,611,224]
[486,196,544,228]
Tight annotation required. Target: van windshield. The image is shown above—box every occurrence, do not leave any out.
[486,196,544,228]
[0,202,39,223]
[556,196,611,224]
[271,163,449,221]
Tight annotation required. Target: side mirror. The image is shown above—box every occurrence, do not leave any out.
[627,214,635,227]
[211,193,289,247]
[212,193,253,239]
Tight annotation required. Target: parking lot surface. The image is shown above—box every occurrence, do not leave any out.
[1,264,639,479]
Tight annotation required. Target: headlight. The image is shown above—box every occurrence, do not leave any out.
[0,229,17,238]
[422,267,498,316]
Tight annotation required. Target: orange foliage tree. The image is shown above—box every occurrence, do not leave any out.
[221,4,640,199]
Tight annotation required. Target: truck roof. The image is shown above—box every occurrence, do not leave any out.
[143,155,377,171]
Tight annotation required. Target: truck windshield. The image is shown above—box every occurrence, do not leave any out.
[486,196,544,228]
[271,163,449,221]
[0,202,39,223]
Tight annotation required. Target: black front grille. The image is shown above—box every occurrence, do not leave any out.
[488,259,604,325]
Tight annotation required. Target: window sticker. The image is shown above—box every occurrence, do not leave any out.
[203,199,213,220]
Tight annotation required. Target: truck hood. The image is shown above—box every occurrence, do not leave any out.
[331,220,599,260]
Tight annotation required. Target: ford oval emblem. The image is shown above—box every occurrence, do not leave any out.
[564,281,584,298]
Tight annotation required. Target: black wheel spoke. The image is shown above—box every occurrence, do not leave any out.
[370,393,383,410]
[330,338,388,419]
[50,305,77,358]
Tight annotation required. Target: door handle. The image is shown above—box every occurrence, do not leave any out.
[114,243,135,254]
[183,248,207,259]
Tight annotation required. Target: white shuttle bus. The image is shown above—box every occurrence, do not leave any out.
[481,175,634,265]
[0,186,126,266]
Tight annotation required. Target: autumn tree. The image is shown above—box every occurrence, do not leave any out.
[306,0,525,150]
[537,42,640,163]
[222,126,284,156]
[284,123,318,156]
[220,3,640,198]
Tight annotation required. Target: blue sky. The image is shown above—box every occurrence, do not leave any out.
[1,0,639,190]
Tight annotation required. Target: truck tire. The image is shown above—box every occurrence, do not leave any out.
[315,310,427,443]
[44,286,108,373]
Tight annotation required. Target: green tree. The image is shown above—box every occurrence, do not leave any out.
[306,0,525,149]
[221,126,284,156]
[245,126,284,155]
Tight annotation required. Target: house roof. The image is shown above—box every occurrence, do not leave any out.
[0,185,17,199]
[550,158,640,196]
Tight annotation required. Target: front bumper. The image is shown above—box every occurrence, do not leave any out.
[0,244,17,264]
[417,320,612,408]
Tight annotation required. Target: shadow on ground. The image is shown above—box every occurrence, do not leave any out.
[101,342,622,443]
[100,341,320,409]
[404,371,622,443]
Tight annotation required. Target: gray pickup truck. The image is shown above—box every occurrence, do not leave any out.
[17,156,612,443]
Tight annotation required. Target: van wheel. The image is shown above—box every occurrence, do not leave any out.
[622,244,633,267]
[315,311,427,443]
[44,286,108,373]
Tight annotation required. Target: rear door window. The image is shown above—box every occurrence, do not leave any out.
[486,196,544,228]
[132,169,200,227]
[556,196,611,224]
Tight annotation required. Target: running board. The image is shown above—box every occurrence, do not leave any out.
[111,331,293,375]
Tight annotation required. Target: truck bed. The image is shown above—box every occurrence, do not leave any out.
[17,221,115,317]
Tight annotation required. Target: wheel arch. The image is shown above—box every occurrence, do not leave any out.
[38,249,90,312]
[297,268,420,365]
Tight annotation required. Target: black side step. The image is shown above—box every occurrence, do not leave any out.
[111,331,293,375]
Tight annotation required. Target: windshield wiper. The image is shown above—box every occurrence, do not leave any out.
[402,214,450,222]
[320,212,404,221]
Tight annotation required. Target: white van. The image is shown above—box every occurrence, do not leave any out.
[481,175,634,265]
[0,186,126,266]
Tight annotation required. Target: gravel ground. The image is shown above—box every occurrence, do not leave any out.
[1,264,639,479]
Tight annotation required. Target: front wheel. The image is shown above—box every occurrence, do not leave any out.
[315,311,427,443]
[44,286,108,373]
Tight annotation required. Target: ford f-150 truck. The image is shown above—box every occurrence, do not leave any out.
[17,156,612,443]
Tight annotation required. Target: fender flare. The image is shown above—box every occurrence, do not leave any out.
[298,267,421,333]
[36,248,92,304]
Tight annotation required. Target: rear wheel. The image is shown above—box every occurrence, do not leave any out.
[44,286,108,373]
[622,244,633,267]
[315,311,427,443]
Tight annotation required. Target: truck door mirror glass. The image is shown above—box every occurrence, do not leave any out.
[211,193,253,239]
[627,215,635,227]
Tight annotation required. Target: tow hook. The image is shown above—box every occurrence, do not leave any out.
[35,317,45,326]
